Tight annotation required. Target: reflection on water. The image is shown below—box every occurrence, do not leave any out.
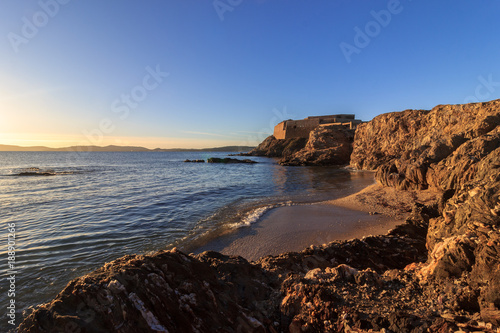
[271,163,375,199]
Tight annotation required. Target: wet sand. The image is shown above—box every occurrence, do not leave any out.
[196,203,404,261]
[195,183,440,261]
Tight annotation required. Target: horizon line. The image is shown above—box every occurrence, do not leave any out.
[0,143,257,152]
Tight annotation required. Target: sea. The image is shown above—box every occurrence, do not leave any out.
[0,151,375,330]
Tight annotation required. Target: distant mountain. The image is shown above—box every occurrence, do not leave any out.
[0,144,255,152]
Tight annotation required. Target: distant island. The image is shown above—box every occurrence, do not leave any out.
[0,144,255,152]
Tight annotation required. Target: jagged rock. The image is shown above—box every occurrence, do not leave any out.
[246,126,354,166]
[19,249,279,333]
[422,147,500,323]
[426,127,500,191]
[351,109,431,172]
[184,159,205,163]
[279,126,354,166]
[351,99,500,324]
[243,135,307,158]
[426,148,500,251]
[206,157,257,164]
[419,234,477,280]
[352,100,500,190]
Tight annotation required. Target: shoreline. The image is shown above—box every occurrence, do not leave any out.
[195,182,440,261]
[20,99,500,332]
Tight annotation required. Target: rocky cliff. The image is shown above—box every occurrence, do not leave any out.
[244,136,308,158]
[351,100,500,190]
[279,126,354,166]
[246,126,354,166]
[351,99,500,326]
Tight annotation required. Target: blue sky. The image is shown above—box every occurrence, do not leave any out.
[1,0,499,148]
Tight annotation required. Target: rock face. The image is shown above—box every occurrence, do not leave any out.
[351,100,500,190]
[351,99,500,325]
[20,250,279,333]
[424,148,500,324]
[279,126,354,166]
[246,126,355,166]
[244,136,307,158]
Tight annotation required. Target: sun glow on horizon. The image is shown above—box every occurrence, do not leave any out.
[0,132,259,150]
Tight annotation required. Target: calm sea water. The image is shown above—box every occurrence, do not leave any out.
[0,151,374,330]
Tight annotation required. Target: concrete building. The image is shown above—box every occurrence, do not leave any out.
[273,114,362,140]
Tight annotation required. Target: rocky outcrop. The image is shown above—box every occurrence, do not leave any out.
[426,127,500,191]
[351,99,500,326]
[351,100,500,190]
[423,147,500,324]
[243,136,307,158]
[20,249,280,333]
[207,157,257,164]
[279,126,354,166]
[184,159,205,163]
[245,126,355,166]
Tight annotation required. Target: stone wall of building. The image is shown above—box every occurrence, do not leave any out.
[273,121,288,140]
[274,114,360,140]
[279,118,320,139]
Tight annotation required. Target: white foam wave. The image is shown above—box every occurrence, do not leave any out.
[231,201,293,228]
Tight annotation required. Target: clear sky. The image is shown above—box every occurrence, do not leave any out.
[1,0,499,148]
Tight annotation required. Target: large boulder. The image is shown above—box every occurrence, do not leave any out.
[279,126,354,166]
[19,250,279,333]
[243,135,307,158]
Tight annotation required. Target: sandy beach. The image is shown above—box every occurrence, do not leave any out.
[196,182,441,261]
[326,183,440,218]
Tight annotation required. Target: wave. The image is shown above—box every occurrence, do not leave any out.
[174,199,296,252]
[229,201,293,228]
